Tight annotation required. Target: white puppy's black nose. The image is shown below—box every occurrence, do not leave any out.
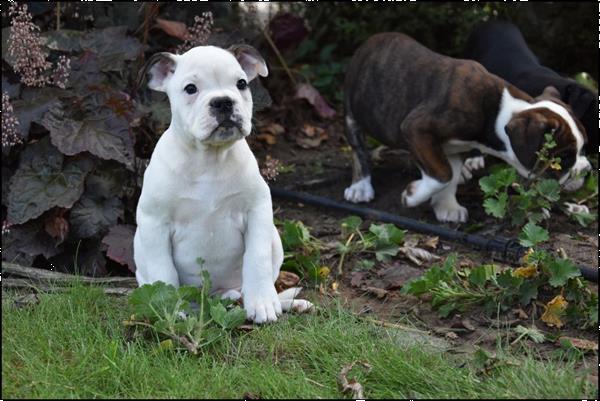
[210,96,234,115]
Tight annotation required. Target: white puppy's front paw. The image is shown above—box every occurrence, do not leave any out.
[344,177,374,203]
[433,201,468,223]
[243,285,282,324]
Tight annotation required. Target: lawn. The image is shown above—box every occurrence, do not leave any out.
[2,285,596,399]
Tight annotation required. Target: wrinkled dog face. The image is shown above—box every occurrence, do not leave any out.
[505,87,590,191]
[142,45,268,146]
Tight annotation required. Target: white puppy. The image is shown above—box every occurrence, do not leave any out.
[134,45,311,324]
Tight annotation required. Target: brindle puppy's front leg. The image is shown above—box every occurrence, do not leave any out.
[400,116,453,208]
[343,108,375,203]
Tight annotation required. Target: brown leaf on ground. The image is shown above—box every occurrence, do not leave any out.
[422,236,439,250]
[513,308,529,319]
[338,361,372,399]
[255,133,277,145]
[260,122,285,136]
[296,124,328,149]
[350,271,367,288]
[558,336,598,351]
[461,318,476,331]
[399,245,441,266]
[155,18,190,41]
[275,271,300,292]
[44,209,69,245]
[541,295,568,328]
[364,286,388,299]
[295,83,336,119]
[243,392,261,400]
[445,331,459,340]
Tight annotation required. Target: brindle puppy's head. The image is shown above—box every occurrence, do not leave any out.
[505,86,590,191]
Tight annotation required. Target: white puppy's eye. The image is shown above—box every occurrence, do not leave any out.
[184,84,197,95]
[236,79,247,90]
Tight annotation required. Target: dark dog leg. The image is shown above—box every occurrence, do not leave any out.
[343,106,375,203]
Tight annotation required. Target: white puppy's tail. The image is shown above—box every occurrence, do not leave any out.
[277,287,313,313]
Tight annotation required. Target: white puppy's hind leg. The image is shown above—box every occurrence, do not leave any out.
[431,156,468,223]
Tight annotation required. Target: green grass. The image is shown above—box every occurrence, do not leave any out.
[2,286,596,399]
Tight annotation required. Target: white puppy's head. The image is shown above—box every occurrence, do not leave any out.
[142,45,268,147]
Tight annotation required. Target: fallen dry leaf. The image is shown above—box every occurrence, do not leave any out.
[461,318,476,332]
[155,18,190,41]
[512,264,538,279]
[445,331,459,340]
[319,265,331,280]
[295,83,336,119]
[44,211,69,245]
[260,122,285,136]
[422,236,439,250]
[399,246,441,266]
[351,272,367,288]
[275,271,300,292]
[558,336,598,351]
[338,361,372,399]
[296,124,328,149]
[255,133,277,145]
[513,308,529,319]
[541,295,568,328]
[364,286,388,299]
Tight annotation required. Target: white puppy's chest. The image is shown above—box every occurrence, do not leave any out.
[169,188,248,289]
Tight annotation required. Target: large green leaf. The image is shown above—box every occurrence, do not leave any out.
[41,103,134,169]
[547,258,581,287]
[518,222,549,247]
[129,282,181,321]
[7,138,92,224]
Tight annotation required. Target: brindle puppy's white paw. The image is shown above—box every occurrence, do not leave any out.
[563,202,589,215]
[433,200,469,223]
[459,156,485,184]
[243,285,282,324]
[344,176,374,203]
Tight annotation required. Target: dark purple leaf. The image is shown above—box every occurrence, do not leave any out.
[2,219,63,261]
[7,137,93,225]
[102,224,136,273]
[269,13,308,51]
[79,26,143,72]
[41,103,135,169]
[295,83,337,119]
[12,87,62,139]
[85,161,128,199]
[69,195,124,239]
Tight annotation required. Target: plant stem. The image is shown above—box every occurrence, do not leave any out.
[262,27,297,87]
[56,3,61,31]
[337,232,355,275]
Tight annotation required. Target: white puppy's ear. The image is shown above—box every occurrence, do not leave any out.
[140,52,177,92]
[227,44,268,81]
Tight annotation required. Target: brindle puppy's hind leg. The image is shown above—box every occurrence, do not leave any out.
[343,107,375,203]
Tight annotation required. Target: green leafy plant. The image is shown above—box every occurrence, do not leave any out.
[278,219,324,281]
[334,216,406,274]
[125,270,246,355]
[402,250,597,329]
[479,138,596,228]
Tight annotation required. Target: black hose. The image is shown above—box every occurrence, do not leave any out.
[270,187,597,282]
